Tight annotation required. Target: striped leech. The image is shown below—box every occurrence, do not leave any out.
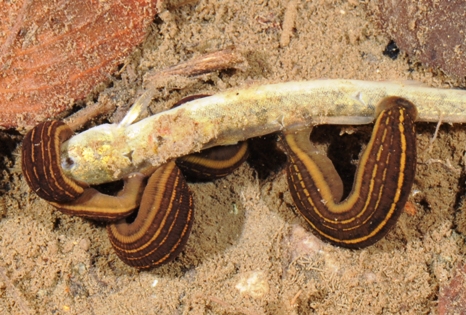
[22,120,146,221]
[21,97,248,269]
[282,96,417,248]
[23,79,466,267]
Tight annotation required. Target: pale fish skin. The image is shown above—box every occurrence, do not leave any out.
[62,80,466,185]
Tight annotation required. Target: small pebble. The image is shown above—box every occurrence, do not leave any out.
[235,270,269,298]
[78,238,90,251]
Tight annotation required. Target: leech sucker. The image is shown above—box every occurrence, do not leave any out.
[107,161,194,269]
[282,96,417,248]
[22,121,146,221]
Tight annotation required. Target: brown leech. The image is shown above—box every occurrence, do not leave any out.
[282,97,417,248]
[21,117,246,268]
[176,141,249,181]
[107,161,194,269]
[22,121,145,221]
[21,95,417,268]
[21,121,194,268]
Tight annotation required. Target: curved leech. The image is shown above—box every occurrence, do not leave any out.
[107,161,194,269]
[49,173,146,221]
[22,120,194,269]
[21,120,145,221]
[282,97,417,248]
[101,93,250,267]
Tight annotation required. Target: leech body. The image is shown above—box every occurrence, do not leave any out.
[22,121,146,221]
[62,80,466,185]
[49,173,146,221]
[19,80,463,266]
[21,121,226,268]
[107,161,194,269]
[282,97,417,248]
[22,120,84,203]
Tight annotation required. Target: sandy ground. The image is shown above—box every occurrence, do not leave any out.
[1,0,466,314]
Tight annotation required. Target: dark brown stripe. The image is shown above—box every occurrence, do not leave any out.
[283,97,417,248]
[107,161,194,269]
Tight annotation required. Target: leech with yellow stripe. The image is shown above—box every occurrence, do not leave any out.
[21,121,248,269]
[107,162,194,269]
[22,120,146,221]
[282,97,417,248]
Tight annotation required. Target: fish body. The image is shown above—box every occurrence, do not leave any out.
[63,80,466,184]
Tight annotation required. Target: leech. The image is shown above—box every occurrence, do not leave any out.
[282,97,417,248]
[22,121,145,221]
[107,161,194,269]
[49,173,146,221]
[22,121,195,269]
[61,80,466,185]
[19,80,465,265]
[21,119,244,268]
